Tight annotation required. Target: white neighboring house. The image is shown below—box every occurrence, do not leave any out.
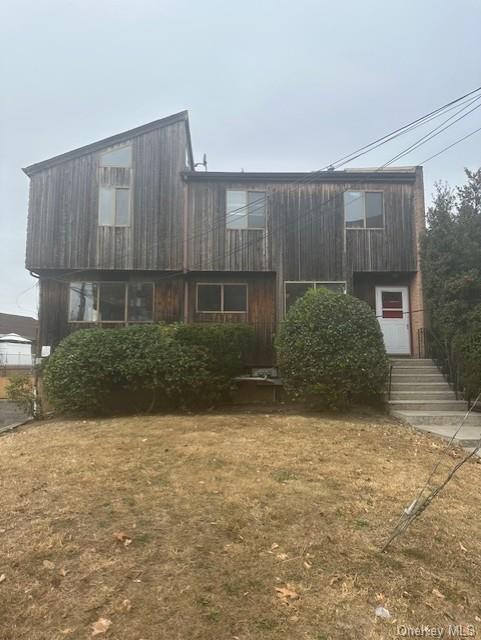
[0,333,33,367]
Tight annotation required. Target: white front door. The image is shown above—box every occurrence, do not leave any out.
[375,286,411,355]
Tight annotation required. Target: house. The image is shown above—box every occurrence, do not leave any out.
[23,111,426,366]
[0,313,38,368]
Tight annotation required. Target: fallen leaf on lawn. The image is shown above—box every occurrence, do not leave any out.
[0,574,5,584]
[275,585,299,603]
[270,543,279,550]
[91,617,111,636]
[113,532,132,547]
[475,615,481,622]
[42,560,55,570]
[61,629,73,635]
[121,599,132,612]
[459,542,468,552]
[276,553,289,561]
[59,567,68,577]
[432,588,445,599]
[375,592,385,601]
[303,561,312,569]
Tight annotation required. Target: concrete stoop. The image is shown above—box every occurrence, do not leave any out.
[388,359,481,451]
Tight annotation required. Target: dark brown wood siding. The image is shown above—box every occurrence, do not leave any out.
[187,179,417,284]
[26,120,189,271]
[187,272,276,366]
[38,272,185,350]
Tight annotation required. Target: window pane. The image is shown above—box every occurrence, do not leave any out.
[382,291,403,318]
[69,282,98,321]
[100,145,132,167]
[226,190,247,229]
[316,282,346,293]
[365,192,383,228]
[285,282,314,311]
[128,283,153,321]
[115,188,130,225]
[99,283,125,321]
[198,284,222,311]
[344,191,364,228]
[99,187,114,225]
[223,285,247,312]
[247,191,266,228]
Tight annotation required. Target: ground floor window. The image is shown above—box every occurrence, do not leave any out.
[285,281,346,312]
[68,282,154,323]
[196,283,248,313]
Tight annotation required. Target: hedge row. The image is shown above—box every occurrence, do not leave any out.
[43,323,254,415]
[276,288,389,410]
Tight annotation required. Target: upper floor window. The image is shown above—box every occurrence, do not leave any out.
[99,186,130,226]
[285,281,346,312]
[226,190,266,230]
[344,191,384,229]
[68,281,153,323]
[196,283,247,312]
[100,145,132,168]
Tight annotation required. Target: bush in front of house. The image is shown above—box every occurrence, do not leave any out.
[276,288,389,410]
[174,323,255,380]
[5,374,37,418]
[452,304,481,403]
[42,323,255,415]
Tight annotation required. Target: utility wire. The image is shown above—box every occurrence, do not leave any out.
[421,125,481,164]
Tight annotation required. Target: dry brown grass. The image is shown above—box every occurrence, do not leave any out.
[1,410,481,639]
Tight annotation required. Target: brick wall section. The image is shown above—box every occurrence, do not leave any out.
[410,166,427,357]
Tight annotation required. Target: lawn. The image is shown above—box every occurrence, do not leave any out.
[1,411,480,639]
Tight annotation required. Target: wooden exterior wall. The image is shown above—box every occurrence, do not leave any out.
[37,273,185,351]
[38,271,274,365]
[186,178,418,284]
[187,272,276,366]
[26,119,189,271]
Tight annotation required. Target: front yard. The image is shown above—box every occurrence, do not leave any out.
[1,411,480,639]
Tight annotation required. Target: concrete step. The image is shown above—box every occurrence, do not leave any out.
[391,373,446,383]
[389,391,457,401]
[390,359,433,365]
[392,366,439,374]
[390,382,451,391]
[389,400,467,412]
[393,410,480,427]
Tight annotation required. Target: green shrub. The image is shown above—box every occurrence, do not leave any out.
[276,288,389,410]
[452,304,481,403]
[43,323,254,415]
[6,374,38,417]
[174,323,254,379]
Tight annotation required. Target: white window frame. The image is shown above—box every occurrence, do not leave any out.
[284,281,346,314]
[98,186,131,227]
[68,281,155,324]
[226,190,267,230]
[343,190,385,230]
[196,283,249,313]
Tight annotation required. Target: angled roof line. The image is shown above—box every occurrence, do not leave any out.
[23,111,191,176]
[181,168,419,183]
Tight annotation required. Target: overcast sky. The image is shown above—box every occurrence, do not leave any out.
[1,0,480,318]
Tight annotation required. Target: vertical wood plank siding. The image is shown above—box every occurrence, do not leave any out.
[187,180,416,282]
[26,121,188,271]
[187,273,276,366]
[38,274,185,349]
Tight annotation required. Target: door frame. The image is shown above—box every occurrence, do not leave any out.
[375,285,411,355]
